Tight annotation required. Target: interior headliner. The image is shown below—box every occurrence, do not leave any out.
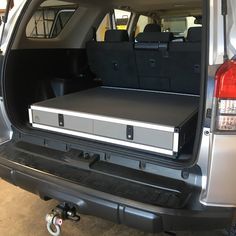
[78,0,202,15]
[39,0,202,17]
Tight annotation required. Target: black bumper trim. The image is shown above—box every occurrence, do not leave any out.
[0,160,234,233]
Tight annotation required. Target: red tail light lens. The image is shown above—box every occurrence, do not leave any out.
[215,59,236,131]
[215,60,236,99]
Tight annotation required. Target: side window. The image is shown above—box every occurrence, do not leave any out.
[96,9,131,42]
[114,9,131,30]
[135,15,154,36]
[26,0,78,39]
[96,14,110,42]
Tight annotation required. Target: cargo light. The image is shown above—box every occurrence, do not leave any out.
[214,59,236,131]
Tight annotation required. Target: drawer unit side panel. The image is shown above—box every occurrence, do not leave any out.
[94,120,127,141]
[134,126,174,150]
[31,110,93,134]
[94,120,174,150]
[30,109,177,155]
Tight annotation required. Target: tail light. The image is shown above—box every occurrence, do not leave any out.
[214,59,236,131]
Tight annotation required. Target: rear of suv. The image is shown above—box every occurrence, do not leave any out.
[0,0,236,234]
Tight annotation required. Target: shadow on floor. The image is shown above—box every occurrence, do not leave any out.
[0,179,226,236]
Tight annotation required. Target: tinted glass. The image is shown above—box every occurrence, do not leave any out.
[26,0,78,39]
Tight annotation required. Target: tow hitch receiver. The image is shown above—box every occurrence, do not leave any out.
[45,203,80,236]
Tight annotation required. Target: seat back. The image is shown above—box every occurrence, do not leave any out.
[135,32,173,91]
[168,27,202,94]
[87,27,202,94]
[87,30,139,88]
[143,23,161,33]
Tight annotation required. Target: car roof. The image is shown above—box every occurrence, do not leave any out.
[78,0,202,17]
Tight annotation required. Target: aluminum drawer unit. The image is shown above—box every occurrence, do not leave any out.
[29,87,199,157]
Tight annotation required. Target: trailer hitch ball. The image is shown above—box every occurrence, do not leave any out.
[46,213,63,236]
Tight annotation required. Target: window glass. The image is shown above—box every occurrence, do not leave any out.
[162,16,202,37]
[0,0,14,26]
[135,15,154,36]
[26,0,78,39]
[114,9,131,30]
[96,9,131,42]
[96,14,110,42]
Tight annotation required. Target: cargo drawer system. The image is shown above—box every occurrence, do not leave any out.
[29,87,199,157]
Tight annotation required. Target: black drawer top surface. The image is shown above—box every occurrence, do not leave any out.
[32,87,199,127]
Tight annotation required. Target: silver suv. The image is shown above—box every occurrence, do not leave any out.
[0,0,236,234]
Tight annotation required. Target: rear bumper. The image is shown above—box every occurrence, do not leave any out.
[0,159,234,233]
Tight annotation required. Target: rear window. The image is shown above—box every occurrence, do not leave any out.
[135,15,155,36]
[162,16,202,37]
[26,0,78,39]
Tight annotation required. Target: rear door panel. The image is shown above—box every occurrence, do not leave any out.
[200,0,236,207]
[0,55,12,144]
[0,1,28,145]
[201,134,236,207]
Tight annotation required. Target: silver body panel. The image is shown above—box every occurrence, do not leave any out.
[201,134,236,207]
[0,99,12,144]
[199,0,236,207]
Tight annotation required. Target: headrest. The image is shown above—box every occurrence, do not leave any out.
[144,24,161,32]
[136,32,174,43]
[187,27,202,42]
[105,30,129,42]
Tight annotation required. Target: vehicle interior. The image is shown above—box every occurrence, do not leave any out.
[1,0,205,210]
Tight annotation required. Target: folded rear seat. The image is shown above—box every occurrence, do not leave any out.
[87,26,202,95]
[169,27,202,94]
[135,31,174,91]
[87,30,139,88]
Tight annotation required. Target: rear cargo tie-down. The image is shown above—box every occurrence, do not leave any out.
[45,203,80,236]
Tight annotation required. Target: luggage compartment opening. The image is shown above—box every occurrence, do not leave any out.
[3,0,205,164]
[3,44,201,162]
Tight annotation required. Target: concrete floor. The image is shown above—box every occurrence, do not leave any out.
[0,179,227,236]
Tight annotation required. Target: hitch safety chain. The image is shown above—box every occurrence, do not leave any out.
[45,203,80,236]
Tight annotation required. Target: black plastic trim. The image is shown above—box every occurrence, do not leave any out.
[0,141,200,209]
[189,0,211,167]
[0,156,234,233]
